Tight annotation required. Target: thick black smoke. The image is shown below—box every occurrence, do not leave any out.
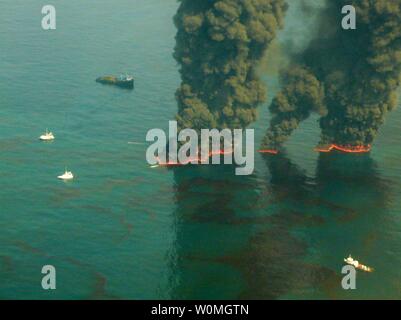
[174,0,288,132]
[263,0,401,150]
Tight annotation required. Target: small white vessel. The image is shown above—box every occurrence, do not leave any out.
[58,169,74,180]
[344,254,373,272]
[344,255,358,267]
[39,129,55,141]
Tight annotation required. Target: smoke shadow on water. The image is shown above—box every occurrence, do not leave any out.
[251,152,391,299]
[167,165,261,299]
[166,151,391,299]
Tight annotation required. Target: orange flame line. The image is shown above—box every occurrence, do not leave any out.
[154,143,371,167]
[156,149,234,166]
[315,144,371,153]
[258,149,279,155]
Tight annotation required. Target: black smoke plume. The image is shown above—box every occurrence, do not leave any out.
[174,0,288,132]
[263,0,401,150]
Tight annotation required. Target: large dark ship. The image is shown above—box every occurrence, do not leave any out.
[96,74,134,89]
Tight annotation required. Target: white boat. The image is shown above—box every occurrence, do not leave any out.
[119,74,134,82]
[344,254,373,272]
[39,129,55,141]
[58,170,74,180]
[344,255,358,267]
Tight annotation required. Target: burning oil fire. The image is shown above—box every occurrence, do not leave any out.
[258,149,279,155]
[156,143,371,167]
[156,149,234,167]
[315,144,371,154]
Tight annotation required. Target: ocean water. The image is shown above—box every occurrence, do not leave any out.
[1,0,401,299]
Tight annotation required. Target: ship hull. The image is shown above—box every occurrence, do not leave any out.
[96,76,134,89]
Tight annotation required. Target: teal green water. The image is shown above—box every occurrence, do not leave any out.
[1,0,401,299]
